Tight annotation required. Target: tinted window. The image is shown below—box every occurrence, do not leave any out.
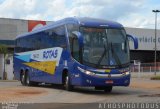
[15,37,35,53]
[44,25,66,48]
[15,25,66,53]
[67,24,80,61]
[67,24,79,37]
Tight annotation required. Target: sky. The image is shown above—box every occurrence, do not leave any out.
[0,0,160,29]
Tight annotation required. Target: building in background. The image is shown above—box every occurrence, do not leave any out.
[0,18,51,80]
[126,27,160,63]
[0,18,159,79]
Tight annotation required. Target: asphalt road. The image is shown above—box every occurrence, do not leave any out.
[0,78,159,109]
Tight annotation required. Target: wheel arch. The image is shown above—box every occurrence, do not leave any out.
[62,68,68,84]
[20,68,30,79]
[20,68,24,77]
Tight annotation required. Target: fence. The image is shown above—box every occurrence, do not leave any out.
[130,62,160,72]
[130,62,160,78]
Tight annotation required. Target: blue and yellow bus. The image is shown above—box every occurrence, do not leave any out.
[14,17,138,92]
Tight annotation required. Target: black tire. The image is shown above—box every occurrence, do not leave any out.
[25,71,31,86]
[25,71,38,86]
[64,74,73,91]
[20,71,26,86]
[104,86,113,93]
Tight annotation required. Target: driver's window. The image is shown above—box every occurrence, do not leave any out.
[73,38,80,61]
[83,33,90,47]
[69,35,80,62]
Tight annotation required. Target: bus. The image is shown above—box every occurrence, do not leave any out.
[14,17,138,92]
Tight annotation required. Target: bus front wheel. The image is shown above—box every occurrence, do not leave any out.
[104,86,113,92]
[64,74,73,91]
[95,86,113,93]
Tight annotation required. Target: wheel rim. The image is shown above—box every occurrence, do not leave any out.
[65,76,69,89]
[26,74,30,85]
[21,74,25,84]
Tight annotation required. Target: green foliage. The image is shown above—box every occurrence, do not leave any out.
[0,44,8,80]
[151,75,160,80]
[0,44,8,55]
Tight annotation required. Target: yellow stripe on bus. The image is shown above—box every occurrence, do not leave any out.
[105,69,111,73]
[23,61,56,75]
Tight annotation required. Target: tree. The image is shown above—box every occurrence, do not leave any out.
[0,44,8,80]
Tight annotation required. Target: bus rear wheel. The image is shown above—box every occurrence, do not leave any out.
[20,71,25,85]
[64,74,73,91]
[25,71,38,86]
[26,72,31,86]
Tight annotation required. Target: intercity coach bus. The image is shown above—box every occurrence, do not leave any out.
[14,17,138,92]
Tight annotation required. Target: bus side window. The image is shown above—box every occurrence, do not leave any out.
[45,25,67,48]
[15,38,21,53]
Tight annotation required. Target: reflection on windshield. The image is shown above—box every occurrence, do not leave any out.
[81,27,129,68]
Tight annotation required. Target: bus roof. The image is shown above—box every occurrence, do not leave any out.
[16,17,123,39]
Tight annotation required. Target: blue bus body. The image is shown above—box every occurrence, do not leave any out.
[14,17,138,91]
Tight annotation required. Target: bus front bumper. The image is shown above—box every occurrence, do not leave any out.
[80,73,130,87]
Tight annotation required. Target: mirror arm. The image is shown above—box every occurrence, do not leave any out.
[127,34,138,49]
[72,31,84,48]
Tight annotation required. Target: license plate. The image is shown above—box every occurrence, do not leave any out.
[105,80,113,84]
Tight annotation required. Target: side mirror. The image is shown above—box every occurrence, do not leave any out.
[127,34,138,49]
[72,31,84,48]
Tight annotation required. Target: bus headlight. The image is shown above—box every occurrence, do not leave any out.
[77,67,95,76]
[85,70,95,76]
[119,68,130,72]
[125,71,130,75]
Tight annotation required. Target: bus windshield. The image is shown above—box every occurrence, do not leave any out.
[80,27,130,68]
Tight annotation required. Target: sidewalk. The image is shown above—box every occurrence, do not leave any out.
[130,77,160,89]
[131,72,160,78]
[0,80,18,82]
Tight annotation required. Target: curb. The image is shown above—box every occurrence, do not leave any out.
[0,80,18,82]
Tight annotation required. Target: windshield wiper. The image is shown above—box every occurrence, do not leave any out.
[96,38,108,67]
[110,42,122,67]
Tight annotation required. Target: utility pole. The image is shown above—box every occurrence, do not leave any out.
[152,10,160,75]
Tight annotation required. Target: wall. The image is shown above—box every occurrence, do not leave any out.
[125,27,160,51]
[0,54,14,80]
[0,18,28,40]
[5,54,14,80]
[0,18,51,80]
[0,54,3,79]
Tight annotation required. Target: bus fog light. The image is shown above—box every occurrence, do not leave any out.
[124,80,129,83]
[86,79,92,84]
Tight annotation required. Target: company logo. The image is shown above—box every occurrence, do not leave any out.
[110,60,114,65]
[28,20,46,32]
[129,36,160,43]
[43,49,58,59]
